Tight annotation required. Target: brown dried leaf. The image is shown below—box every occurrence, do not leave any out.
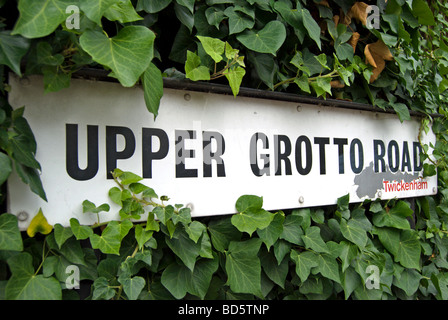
[364,40,394,82]
[330,80,345,88]
[348,32,360,52]
[333,15,340,26]
[342,2,369,26]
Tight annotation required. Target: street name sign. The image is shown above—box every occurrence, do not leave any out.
[7,75,437,229]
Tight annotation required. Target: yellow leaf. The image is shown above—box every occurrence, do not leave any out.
[364,40,394,83]
[27,208,53,237]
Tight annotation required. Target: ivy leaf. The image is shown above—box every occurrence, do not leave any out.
[89,221,122,255]
[14,161,47,201]
[118,275,145,300]
[231,207,274,236]
[136,0,172,13]
[70,218,94,240]
[411,0,435,26]
[256,212,284,250]
[0,31,30,76]
[301,8,322,49]
[340,218,368,249]
[187,256,219,299]
[104,0,143,23]
[0,152,12,186]
[225,238,263,297]
[290,250,318,282]
[392,268,422,296]
[165,229,201,271]
[208,217,242,252]
[279,215,304,245]
[53,223,74,249]
[12,0,73,38]
[197,36,225,63]
[141,62,163,119]
[0,213,23,251]
[224,6,255,35]
[185,50,211,81]
[79,26,155,87]
[391,102,411,123]
[376,227,421,270]
[225,66,245,96]
[92,277,116,300]
[160,262,190,299]
[372,200,413,230]
[27,208,53,237]
[42,66,71,93]
[134,224,153,249]
[236,20,286,55]
[315,253,341,283]
[5,253,62,300]
[80,0,121,25]
[301,226,329,253]
[260,249,288,289]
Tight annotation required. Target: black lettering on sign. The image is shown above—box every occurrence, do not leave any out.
[373,139,386,173]
[314,137,330,175]
[333,138,348,174]
[413,142,423,172]
[203,131,226,177]
[350,138,364,174]
[274,135,292,176]
[295,135,312,175]
[250,132,270,177]
[66,124,99,181]
[387,140,400,173]
[401,141,412,172]
[106,126,136,179]
[142,128,169,179]
[175,130,198,178]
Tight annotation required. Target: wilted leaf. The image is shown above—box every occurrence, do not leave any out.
[342,2,369,26]
[27,209,52,237]
[364,40,394,83]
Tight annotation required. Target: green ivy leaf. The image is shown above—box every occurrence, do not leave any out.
[236,20,286,55]
[89,221,123,255]
[185,50,211,81]
[165,228,201,271]
[104,0,143,23]
[372,200,413,230]
[315,253,341,283]
[80,0,121,25]
[0,31,30,76]
[197,35,225,63]
[376,227,421,270]
[340,218,368,249]
[208,217,242,252]
[301,226,329,254]
[301,8,322,49]
[279,215,304,245]
[225,238,263,297]
[290,249,318,282]
[0,213,23,251]
[118,275,145,300]
[79,26,155,87]
[0,152,12,186]
[70,218,94,240]
[53,223,74,249]
[225,66,245,96]
[5,253,62,300]
[141,62,163,119]
[256,212,284,250]
[12,0,73,38]
[411,0,435,26]
[224,6,255,35]
[392,268,422,296]
[92,277,116,300]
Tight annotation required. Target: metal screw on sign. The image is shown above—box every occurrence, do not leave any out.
[184,93,191,101]
[17,211,29,222]
[298,196,305,204]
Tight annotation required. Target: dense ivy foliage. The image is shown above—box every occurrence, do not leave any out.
[1,0,448,300]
